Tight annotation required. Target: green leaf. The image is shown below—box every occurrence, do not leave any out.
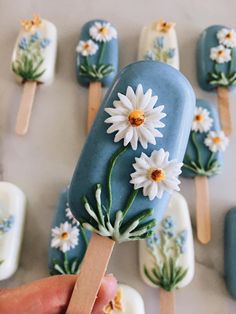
[144,266,160,286]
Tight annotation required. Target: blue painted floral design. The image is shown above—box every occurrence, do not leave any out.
[41,38,51,48]
[19,37,28,50]
[0,215,14,234]
[162,216,175,229]
[144,36,176,64]
[144,215,188,291]
[31,31,40,43]
[13,31,51,81]
[154,36,164,48]
[144,51,155,61]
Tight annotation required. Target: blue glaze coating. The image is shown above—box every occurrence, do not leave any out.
[69,61,195,239]
[182,99,223,178]
[76,19,118,87]
[48,188,91,275]
[224,208,236,299]
[197,25,236,91]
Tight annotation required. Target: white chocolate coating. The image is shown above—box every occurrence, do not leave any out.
[105,284,145,314]
[0,182,26,280]
[12,18,57,85]
[139,192,194,289]
[138,21,179,70]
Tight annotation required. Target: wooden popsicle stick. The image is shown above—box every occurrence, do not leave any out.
[217,87,232,136]
[87,81,102,131]
[160,289,175,314]
[66,233,115,314]
[15,81,37,135]
[195,176,211,244]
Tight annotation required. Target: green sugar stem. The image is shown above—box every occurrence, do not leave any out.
[98,42,106,65]
[191,132,203,169]
[107,146,127,214]
[122,189,139,220]
[80,226,89,247]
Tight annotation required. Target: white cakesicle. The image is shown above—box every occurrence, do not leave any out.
[104,284,145,314]
[12,15,57,85]
[138,20,179,70]
[0,182,26,280]
[139,192,194,290]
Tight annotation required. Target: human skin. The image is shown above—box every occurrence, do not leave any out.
[0,274,117,314]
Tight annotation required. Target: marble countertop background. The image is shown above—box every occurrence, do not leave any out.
[1,0,236,313]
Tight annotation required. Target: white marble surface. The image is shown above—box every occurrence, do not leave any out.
[1,0,236,313]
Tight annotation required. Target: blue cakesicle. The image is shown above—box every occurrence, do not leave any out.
[197,25,236,91]
[76,19,118,87]
[182,99,224,178]
[69,60,195,243]
[224,208,236,299]
[48,187,90,275]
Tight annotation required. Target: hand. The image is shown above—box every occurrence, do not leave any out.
[0,274,117,314]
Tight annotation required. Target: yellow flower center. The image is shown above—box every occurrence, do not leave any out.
[128,110,145,127]
[99,27,109,35]
[195,114,204,122]
[60,232,69,240]
[226,32,233,39]
[218,50,225,56]
[84,43,91,50]
[150,169,166,182]
[212,136,221,144]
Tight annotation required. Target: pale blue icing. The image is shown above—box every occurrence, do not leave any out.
[48,188,90,275]
[69,61,195,239]
[76,19,118,87]
[182,99,223,178]
[224,208,236,299]
[197,25,236,91]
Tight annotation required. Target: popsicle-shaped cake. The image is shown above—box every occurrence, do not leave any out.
[224,208,236,299]
[12,14,57,135]
[76,19,118,130]
[48,188,90,275]
[138,19,179,69]
[182,99,228,244]
[104,284,145,314]
[66,60,195,313]
[139,192,194,314]
[197,25,236,135]
[0,182,26,280]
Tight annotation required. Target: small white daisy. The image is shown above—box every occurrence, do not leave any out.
[51,222,79,253]
[89,22,117,42]
[210,45,231,63]
[130,149,182,200]
[204,130,229,153]
[105,84,166,150]
[217,28,236,48]
[192,107,213,133]
[76,39,99,56]
[65,205,80,226]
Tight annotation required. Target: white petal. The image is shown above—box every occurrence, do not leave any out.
[124,127,134,146]
[139,88,152,109]
[105,115,127,123]
[118,92,134,110]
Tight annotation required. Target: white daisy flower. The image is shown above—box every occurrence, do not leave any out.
[65,205,80,226]
[76,39,99,56]
[105,84,166,150]
[192,107,213,133]
[130,149,182,200]
[204,130,229,153]
[210,45,231,63]
[217,28,236,48]
[89,22,117,42]
[51,222,79,253]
